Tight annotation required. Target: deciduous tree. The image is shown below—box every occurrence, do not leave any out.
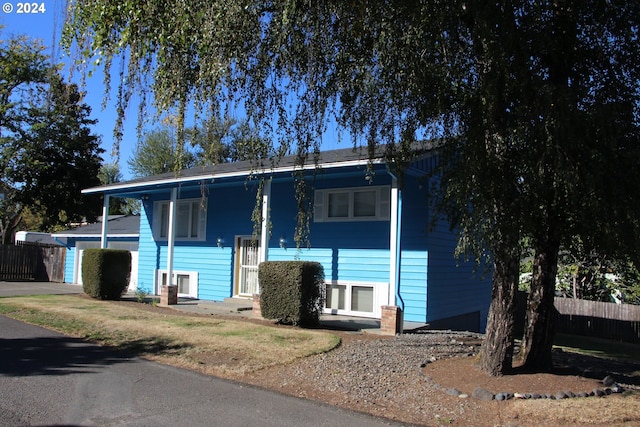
[63,1,640,375]
[1,31,103,243]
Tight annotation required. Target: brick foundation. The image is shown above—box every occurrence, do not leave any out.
[160,285,178,306]
[252,293,262,318]
[380,305,403,335]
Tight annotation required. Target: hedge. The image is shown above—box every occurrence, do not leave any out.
[258,261,325,326]
[81,248,131,300]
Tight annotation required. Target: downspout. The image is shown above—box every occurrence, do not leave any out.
[388,172,405,312]
[100,195,110,249]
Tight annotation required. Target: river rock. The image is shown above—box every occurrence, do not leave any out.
[603,375,617,387]
[472,387,494,401]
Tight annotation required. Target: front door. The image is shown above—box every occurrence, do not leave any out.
[235,236,260,297]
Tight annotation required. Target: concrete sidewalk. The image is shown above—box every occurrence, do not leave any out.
[144,295,386,333]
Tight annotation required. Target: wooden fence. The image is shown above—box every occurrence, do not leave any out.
[0,242,65,282]
[554,297,640,343]
[515,292,640,343]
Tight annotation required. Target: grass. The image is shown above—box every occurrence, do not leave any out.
[554,333,640,363]
[509,394,640,425]
[0,294,340,377]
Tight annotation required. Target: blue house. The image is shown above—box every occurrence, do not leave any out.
[81,145,491,331]
[53,215,140,291]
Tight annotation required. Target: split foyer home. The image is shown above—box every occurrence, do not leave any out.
[78,145,492,332]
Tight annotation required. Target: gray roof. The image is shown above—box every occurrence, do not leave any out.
[53,215,140,238]
[83,143,432,195]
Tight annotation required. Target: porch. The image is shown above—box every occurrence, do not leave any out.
[149,295,428,333]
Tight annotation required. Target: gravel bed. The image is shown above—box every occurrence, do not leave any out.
[278,330,485,422]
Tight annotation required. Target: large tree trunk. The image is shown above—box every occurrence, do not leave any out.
[519,233,561,371]
[0,209,23,245]
[478,241,520,376]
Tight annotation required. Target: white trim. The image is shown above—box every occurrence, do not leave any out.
[323,280,389,319]
[155,269,198,298]
[166,188,177,286]
[53,233,139,238]
[259,179,271,264]
[314,185,390,222]
[389,178,399,306]
[153,197,207,242]
[82,158,385,194]
[234,236,261,297]
[100,195,109,249]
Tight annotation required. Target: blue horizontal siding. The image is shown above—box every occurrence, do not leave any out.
[398,250,428,322]
[64,247,75,283]
[268,247,390,285]
[137,204,159,293]
[425,218,492,330]
[116,168,491,328]
[337,249,389,282]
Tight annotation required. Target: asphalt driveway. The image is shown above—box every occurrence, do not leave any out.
[0,282,401,426]
[0,281,83,297]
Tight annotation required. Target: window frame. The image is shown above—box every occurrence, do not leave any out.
[323,280,388,318]
[313,186,390,222]
[153,197,207,241]
[155,269,198,298]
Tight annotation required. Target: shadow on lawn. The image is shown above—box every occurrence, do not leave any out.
[549,348,640,386]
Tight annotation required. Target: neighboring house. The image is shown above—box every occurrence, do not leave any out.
[81,146,492,332]
[15,231,63,246]
[53,215,140,291]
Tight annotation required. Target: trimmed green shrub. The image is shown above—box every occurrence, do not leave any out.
[258,261,325,327]
[82,248,131,300]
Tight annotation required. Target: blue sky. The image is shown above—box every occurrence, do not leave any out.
[1,1,347,181]
[0,1,143,179]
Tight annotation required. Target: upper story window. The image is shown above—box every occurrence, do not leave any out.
[153,198,207,241]
[314,186,390,222]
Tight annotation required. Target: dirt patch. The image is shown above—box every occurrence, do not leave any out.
[426,356,602,396]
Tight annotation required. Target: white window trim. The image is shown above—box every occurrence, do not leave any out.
[153,197,207,241]
[323,280,389,319]
[155,269,198,298]
[314,186,390,222]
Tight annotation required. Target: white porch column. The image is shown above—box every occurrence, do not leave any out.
[100,195,109,249]
[389,178,402,307]
[166,187,178,286]
[259,178,271,264]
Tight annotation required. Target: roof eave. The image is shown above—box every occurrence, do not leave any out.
[82,158,385,195]
[52,233,140,238]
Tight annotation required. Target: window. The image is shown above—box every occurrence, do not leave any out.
[314,186,390,222]
[324,281,385,318]
[156,269,198,298]
[153,198,207,241]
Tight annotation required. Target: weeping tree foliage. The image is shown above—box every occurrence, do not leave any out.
[63,1,640,375]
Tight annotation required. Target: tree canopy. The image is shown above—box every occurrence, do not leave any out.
[1,31,103,243]
[127,127,197,177]
[128,116,273,178]
[64,1,640,375]
[99,163,140,215]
